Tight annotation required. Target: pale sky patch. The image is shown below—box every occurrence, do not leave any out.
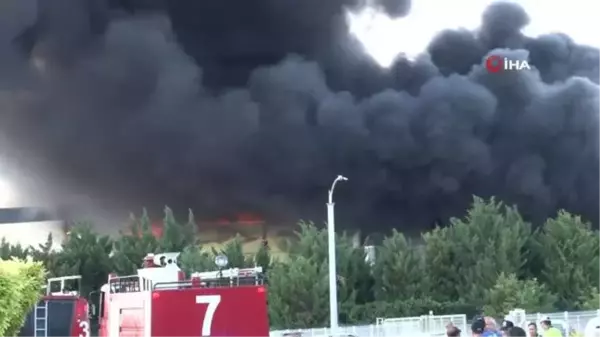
[347,0,599,68]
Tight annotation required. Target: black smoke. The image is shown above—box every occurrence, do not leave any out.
[0,0,598,234]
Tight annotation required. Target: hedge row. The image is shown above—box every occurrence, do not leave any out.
[0,258,45,336]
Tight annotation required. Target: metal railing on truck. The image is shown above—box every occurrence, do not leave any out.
[107,275,153,293]
[105,268,265,293]
[152,267,266,290]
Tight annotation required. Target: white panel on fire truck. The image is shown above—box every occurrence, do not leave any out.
[192,266,263,280]
[49,291,79,296]
[137,263,181,285]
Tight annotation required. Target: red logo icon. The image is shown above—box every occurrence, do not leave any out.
[485,55,503,73]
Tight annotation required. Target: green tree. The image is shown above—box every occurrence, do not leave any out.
[530,211,600,310]
[0,238,29,259]
[180,234,263,275]
[276,222,373,326]
[422,197,531,307]
[254,240,271,271]
[179,244,214,275]
[56,223,114,295]
[372,230,428,301]
[483,273,557,317]
[183,209,199,245]
[30,234,61,278]
[579,288,599,310]
[112,209,159,274]
[285,221,328,263]
[211,234,251,268]
[267,257,328,329]
[159,207,197,252]
[334,231,374,310]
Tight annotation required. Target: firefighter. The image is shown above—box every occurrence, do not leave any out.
[540,317,563,337]
[142,253,158,268]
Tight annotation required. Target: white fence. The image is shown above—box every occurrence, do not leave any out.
[498,309,600,336]
[270,309,600,337]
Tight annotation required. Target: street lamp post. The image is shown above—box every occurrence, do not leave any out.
[327,175,348,335]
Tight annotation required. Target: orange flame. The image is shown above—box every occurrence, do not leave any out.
[151,222,163,238]
[235,213,264,226]
[133,213,265,238]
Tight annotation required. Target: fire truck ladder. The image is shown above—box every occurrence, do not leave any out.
[33,300,49,337]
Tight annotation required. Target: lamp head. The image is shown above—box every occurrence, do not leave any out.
[337,175,348,181]
[214,254,229,268]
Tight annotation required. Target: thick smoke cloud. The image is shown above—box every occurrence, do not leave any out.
[0,0,598,233]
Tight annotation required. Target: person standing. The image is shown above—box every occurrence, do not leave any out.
[472,317,487,337]
[529,322,542,337]
[509,327,528,337]
[447,326,462,337]
[540,317,563,337]
[471,317,501,337]
[501,320,515,336]
[483,317,501,337]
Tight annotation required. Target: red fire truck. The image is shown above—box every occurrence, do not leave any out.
[18,275,91,337]
[98,252,270,336]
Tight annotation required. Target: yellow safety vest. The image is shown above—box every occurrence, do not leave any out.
[544,327,563,337]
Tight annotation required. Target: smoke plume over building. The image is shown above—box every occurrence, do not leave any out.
[0,0,598,234]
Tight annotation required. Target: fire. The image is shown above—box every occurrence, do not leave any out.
[207,213,265,226]
[233,213,265,226]
[151,223,164,238]
[141,213,265,238]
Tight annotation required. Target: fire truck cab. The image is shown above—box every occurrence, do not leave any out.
[98,252,269,337]
[18,275,91,337]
